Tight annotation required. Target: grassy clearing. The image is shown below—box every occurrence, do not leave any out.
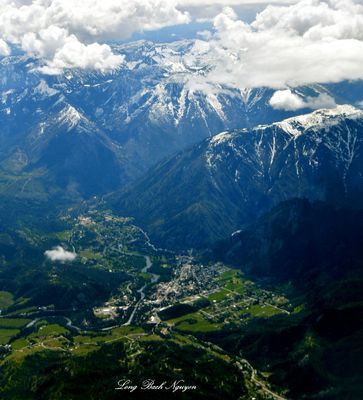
[0,318,31,329]
[0,328,20,345]
[208,289,231,302]
[293,304,305,314]
[6,306,37,316]
[219,270,240,283]
[246,304,283,318]
[54,230,72,241]
[225,280,245,295]
[170,312,222,333]
[13,297,30,307]
[4,322,146,359]
[216,269,248,296]
[29,323,69,339]
[0,291,14,309]
[72,326,145,355]
[10,338,28,350]
[138,272,152,281]
[80,249,102,260]
[74,326,144,345]
[137,334,162,342]
[110,326,144,336]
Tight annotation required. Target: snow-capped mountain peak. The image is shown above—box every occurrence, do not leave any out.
[276,105,363,137]
[58,105,83,129]
[2,40,363,200]
[116,105,363,248]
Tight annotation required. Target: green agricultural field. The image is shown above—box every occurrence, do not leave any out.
[80,249,102,260]
[219,269,240,283]
[0,318,31,329]
[246,304,283,318]
[137,334,162,342]
[10,338,28,350]
[29,323,69,339]
[107,254,146,272]
[72,326,145,355]
[224,280,246,295]
[0,328,20,345]
[218,269,247,295]
[54,230,72,241]
[6,306,37,316]
[109,325,144,336]
[74,325,144,345]
[5,323,72,357]
[170,312,222,333]
[208,289,231,302]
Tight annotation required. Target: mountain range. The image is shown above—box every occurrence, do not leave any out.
[1,37,363,400]
[114,105,363,248]
[1,40,363,201]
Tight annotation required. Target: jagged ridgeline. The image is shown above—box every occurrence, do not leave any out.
[0,38,363,400]
[113,106,363,248]
[1,41,363,201]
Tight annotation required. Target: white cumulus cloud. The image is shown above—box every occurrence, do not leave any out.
[0,38,10,55]
[179,0,296,4]
[269,89,336,110]
[190,0,363,89]
[21,26,124,74]
[45,246,77,262]
[176,0,297,19]
[269,90,306,110]
[0,0,190,73]
[1,0,363,89]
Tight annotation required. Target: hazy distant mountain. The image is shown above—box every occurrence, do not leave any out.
[114,105,363,248]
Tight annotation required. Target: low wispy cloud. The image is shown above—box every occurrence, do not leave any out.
[269,89,336,111]
[45,246,77,263]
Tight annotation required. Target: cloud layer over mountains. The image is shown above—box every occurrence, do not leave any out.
[269,89,337,110]
[1,0,363,92]
[200,0,363,89]
[0,0,190,73]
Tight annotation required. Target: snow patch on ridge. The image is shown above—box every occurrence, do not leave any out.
[210,131,234,145]
[277,105,362,137]
[58,105,83,130]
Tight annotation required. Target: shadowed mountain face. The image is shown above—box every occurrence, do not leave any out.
[0,100,127,200]
[0,42,271,201]
[212,199,363,283]
[207,199,363,400]
[113,106,363,249]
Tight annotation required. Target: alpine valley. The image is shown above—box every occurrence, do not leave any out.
[0,39,362,400]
